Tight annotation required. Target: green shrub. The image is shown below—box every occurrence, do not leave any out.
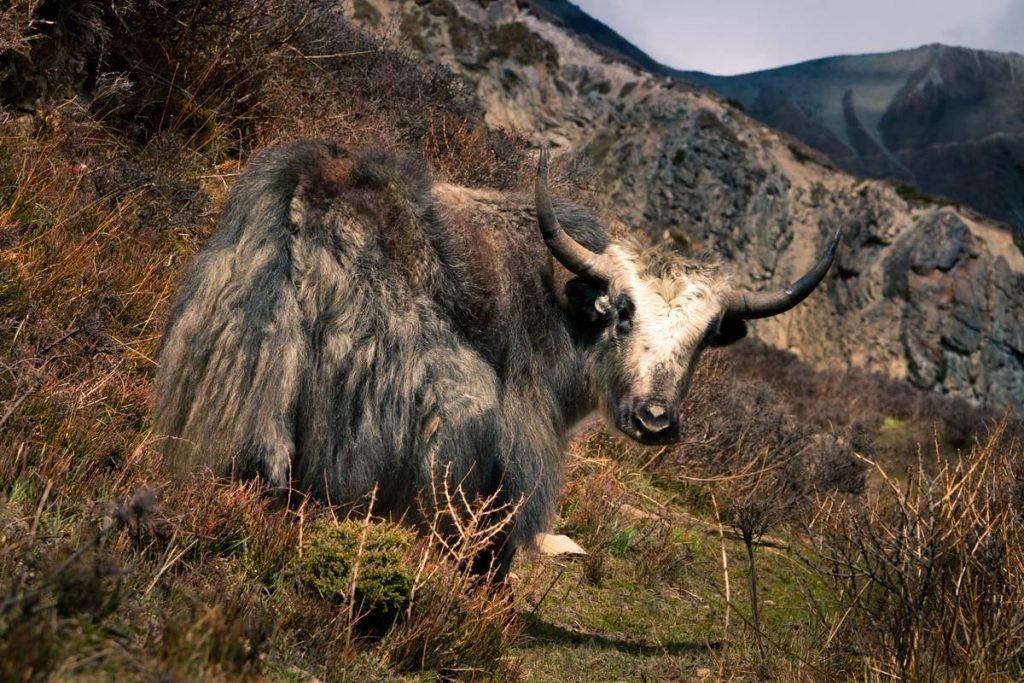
[893,182,959,208]
[295,520,415,618]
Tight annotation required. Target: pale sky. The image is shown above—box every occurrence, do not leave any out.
[574,0,1024,75]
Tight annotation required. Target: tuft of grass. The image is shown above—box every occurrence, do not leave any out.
[156,587,280,680]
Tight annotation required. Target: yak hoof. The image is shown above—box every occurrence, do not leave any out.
[536,533,587,558]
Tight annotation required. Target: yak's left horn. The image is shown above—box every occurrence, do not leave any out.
[722,228,841,320]
[535,147,614,284]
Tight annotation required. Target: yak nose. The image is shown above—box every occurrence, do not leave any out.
[634,399,672,435]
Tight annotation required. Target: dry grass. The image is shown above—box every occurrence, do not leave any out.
[801,423,1024,681]
[382,476,524,680]
[0,439,525,679]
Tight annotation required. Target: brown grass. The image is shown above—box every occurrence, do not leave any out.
[803,423,1024,681]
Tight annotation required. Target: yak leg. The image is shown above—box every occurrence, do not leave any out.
[414,348,519,578]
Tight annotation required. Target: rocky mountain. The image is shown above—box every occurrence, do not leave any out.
[512,5,1024,230]
[349,0,1024,413]
[682,45,1024,230]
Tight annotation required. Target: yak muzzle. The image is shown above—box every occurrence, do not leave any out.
[635,399,672,434]
[619,398,680,445]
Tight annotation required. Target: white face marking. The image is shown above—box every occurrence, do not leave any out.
[605,245,723,399]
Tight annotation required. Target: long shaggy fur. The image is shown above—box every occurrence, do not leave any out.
[154,140,610,569]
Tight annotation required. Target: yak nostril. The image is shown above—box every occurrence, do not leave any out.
[635,400,672,434]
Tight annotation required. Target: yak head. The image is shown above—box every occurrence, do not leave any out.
[535,149,840,445]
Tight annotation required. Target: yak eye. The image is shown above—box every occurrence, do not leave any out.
[615,295,633,335]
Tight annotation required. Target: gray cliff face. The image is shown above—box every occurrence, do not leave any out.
[350,0,1024,413]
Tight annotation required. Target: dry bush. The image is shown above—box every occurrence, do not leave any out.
[380,476,524,681]
[643,348,865,528]
[426,113,529,191]
[805,423,1024,681]
[723,338,1016,459]
[383,554,521,681]
[641,336,1018,534]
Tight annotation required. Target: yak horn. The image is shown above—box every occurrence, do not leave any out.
[722,228,841,320]
[536,147,613,283]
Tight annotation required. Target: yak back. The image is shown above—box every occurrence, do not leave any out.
[286,141,609,380]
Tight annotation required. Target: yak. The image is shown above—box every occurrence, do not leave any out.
[153,140,839,575]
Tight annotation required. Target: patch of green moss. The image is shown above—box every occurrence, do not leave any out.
[488,22,559,70]
[295,520,415,618]
[606,527,637,558]
[893,182,960,209]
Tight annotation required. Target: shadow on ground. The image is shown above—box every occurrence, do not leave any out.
[520,613,721,656]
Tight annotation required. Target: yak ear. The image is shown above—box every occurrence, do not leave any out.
[706,317,747,347]
[565,278,612,325]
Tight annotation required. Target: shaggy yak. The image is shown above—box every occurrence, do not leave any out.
[154,140,839,575]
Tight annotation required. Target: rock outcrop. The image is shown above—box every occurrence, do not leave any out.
[350,0,1024,413]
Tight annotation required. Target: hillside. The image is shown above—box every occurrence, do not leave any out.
[350,0,1024,413]
[682,44,1024,230]
[1,1,1023,681]
[521,0,677,77]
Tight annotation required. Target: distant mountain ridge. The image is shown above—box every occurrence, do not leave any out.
[682,45,1024,228]
[523,0,677,77]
